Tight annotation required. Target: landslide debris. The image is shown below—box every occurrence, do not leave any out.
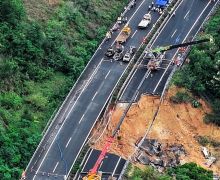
[92,86,220,174]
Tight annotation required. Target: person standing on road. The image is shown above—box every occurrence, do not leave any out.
[123,17,128,23]
[131,0,137,8]
[105,31,111,42]
[151,1,154,8]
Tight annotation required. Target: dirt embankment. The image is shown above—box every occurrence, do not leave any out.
[92,86,220,173]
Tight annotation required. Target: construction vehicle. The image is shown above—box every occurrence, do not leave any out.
[146,52,166,70]
[116,25,132,44]
[146,38,213,70]
[83,137,114,180]
[138,13,152,29]
[83,89,135,180]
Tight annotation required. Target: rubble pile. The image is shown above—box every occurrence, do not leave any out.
[201,147,217,168]
[135,139,186,172]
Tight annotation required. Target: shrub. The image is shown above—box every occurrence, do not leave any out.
[191,99,202,108]
[197,136,220,147]
[168,163,213,180]
[196,136,210,146]
[204,100,220,126]
[170,92,192,104]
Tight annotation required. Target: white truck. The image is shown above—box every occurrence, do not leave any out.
[138,13,151,29]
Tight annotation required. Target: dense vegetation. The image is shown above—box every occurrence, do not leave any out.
[172,8,220,126]
[0,0,128,179]
[126,165,171,180]
[167,163,213,180]
[127,163,212,180]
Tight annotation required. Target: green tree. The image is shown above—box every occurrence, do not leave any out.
[168,163,213,180]
[128,166,171,180]
[172,9,220,126]
[0,0,25,27]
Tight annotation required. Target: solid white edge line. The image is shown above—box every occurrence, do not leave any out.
[33,60,103,180]
[81,149,94,172]
[65,58,103,120]
[119,12,162,100]
[184,1,211,40]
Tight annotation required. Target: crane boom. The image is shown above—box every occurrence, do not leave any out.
[90,137,114,175]
[152,38,212,53]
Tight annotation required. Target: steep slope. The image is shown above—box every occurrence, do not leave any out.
[92,86,220,174]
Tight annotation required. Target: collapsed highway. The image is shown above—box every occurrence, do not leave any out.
[24,0,219,179]
[76,0,219,179]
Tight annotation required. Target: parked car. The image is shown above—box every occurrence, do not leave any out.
[123,51,131,62]
[129,46,136,54]
[113,51,124,61]
[105,46,115,57]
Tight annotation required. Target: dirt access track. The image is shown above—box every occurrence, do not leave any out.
[92,86,220,174]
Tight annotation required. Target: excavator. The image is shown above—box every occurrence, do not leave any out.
[83,36,213,180]
[146,37,213,70]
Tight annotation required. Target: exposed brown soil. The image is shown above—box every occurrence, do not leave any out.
[92,86,220,173]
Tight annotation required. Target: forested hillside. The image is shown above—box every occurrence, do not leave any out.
[0,0,128,179]
[173,8,220,126]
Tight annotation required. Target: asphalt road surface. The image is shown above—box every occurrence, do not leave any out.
[120,0,218,102]
[76,149,126,180]
[67,2,219,179]
[25,0,162,179]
